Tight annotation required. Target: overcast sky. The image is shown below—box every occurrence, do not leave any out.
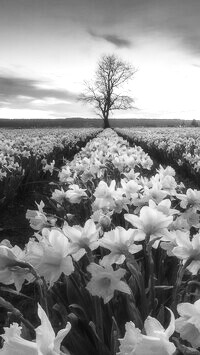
[1,0,200,119]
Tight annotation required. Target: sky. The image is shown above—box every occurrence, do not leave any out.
[1,0,200,120]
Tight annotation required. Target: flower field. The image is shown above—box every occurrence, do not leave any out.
[0,127,102,205]
[1,128,200,354]
[116,127,200,185]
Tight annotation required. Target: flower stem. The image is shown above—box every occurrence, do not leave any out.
[94,296,104,355]
[126,255,148,320]
[0,296,35,332]
[172,258,192,313]
[146,242,156,314]
[9,261,49,317]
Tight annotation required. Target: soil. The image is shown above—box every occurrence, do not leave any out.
[1,195,36,247]
[0,176,56,247]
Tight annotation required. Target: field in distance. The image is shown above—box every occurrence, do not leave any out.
[0,117,199,128]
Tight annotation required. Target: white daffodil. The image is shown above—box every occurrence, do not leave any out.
[160,230,189,257]
[51,188,68,204]
[175,299,200,348]
[152,170,177,195]
[170,215,190,231]
[86,262,131,303]
[157,165,176,177]
[93,180,117,210]
[148,199,179,217]
[0,304,71,354]
[26,201,56,231]
[63,219,100,261]
[25,228,74,286]
[0,322,37,355]
[123,169,140,182]
[99,227,142,266]
[91,209,112,229]
[65,184,87,203]
[124,206,173,244]
[182,209,200,228]
[26,210,52,231]
[0,244,27,292]
[143,182,168,204]
[58,166,74,184]
[120,179,141,199]
[176,188,200,211]
[160,174,177,195]
[36,304,71,354]
[172,232,200,275]
[118,308,175,355]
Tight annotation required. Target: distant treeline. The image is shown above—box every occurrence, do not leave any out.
[0,117,199,128]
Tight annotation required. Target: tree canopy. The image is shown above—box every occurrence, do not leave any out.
[79,54,137,128]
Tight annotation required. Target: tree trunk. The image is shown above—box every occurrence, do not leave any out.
[103,115,110,129]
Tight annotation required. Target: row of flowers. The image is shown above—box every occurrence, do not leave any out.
[115,127,200,179]
[0,127,102,204]
[1,128,200,354]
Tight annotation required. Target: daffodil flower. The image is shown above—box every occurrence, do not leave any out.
[160,230,189,257]
[26,201,56,231]
[0,244,27,292]
[86,262,131,303]
[51,188,68,204]
[157,165,176,177]
[120,179,141,199]
[99,226,142,266]
[172,233,200,274]
[175,299,200,348]
[25,228,74,286]
[58,166,73,184]
[176,188,200,211]
[143,183,168,204]
[124,206,173,245]
[63,219,100,261]
[65,184,87,203]
[0,304,71,354]
[93,180,117,209]
[118,308,176,355]
[148,199,179,217]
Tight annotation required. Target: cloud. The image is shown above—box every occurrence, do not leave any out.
[86,0,200,56]
[89,30,132,48]
[128,0,200,55]
[193,63,200,69]
[0,75,78,106]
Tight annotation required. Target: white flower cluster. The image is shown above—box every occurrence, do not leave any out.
[2,128,200,354]
[116,126,200,174]
[0,127,101,181]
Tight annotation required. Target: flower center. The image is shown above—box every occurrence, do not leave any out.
[98,277,111,288]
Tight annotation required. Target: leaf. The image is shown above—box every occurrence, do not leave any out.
[89,321,111,355]
[126,262,148,320]
[89,321,102,343]
[53,302,69,324]
[69,303,90,322]
[110,316,120,355]
[156,304,165,327]
[0,197,6,205]
[154,285,174,290]
[126,262,142,293]
[0,286,33,300]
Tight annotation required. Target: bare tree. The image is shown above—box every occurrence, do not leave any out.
[79,54,137,128]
